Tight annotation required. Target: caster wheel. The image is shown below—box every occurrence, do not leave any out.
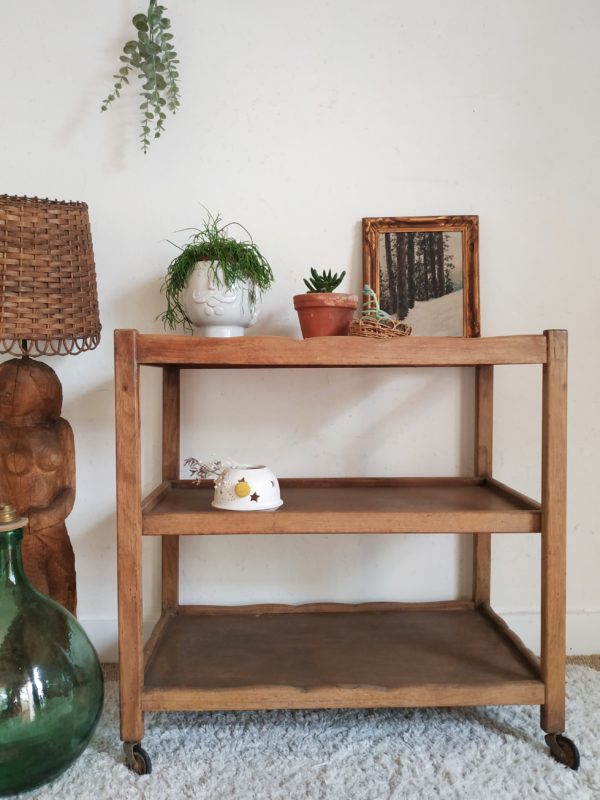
[124,742,152,775]
[545,733,580,771]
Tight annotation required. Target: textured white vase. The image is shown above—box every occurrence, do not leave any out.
[182,261,260,337]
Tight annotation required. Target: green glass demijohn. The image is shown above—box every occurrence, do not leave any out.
[0,505,104,796]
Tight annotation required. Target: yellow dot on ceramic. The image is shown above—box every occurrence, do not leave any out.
[235,480,251,498]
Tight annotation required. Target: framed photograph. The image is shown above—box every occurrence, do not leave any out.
[362,216,480,337]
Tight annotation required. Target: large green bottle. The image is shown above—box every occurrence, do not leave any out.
[0,506,104,796]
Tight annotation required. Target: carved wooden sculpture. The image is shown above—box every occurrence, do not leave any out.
[0,358,76,613]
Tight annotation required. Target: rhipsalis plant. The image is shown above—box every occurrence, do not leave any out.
[160,211,274,331]
[101,0,180,153]
[303,268,346,293]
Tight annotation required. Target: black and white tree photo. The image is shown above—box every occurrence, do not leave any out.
[378,231,463,335]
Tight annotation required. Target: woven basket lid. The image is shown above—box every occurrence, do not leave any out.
[0,195,101,356]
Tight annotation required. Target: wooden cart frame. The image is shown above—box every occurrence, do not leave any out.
[114,329,578,773]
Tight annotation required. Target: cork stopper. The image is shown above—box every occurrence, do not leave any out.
[0,503,27,532]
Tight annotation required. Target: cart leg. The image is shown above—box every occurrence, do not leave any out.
[115,330,145,747]
[540,331,567,736]
[162,366,180,611]
[473,365,493,605]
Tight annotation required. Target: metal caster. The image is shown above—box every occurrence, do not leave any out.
[545,733,580,770]
[124,742,152,775]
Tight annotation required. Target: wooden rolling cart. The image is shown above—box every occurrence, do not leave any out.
[114,328,579,774]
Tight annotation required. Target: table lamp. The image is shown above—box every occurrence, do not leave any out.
[0,195,101,615]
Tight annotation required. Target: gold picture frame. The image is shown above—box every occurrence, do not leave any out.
[362,215,480,337]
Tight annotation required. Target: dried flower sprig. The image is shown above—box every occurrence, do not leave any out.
[185,457,238,484]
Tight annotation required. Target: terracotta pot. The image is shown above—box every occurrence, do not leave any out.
[293,293,358,338]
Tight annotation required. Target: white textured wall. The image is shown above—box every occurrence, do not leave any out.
[1,0,599,658]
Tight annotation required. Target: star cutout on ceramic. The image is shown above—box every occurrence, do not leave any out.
[250,492,260,502]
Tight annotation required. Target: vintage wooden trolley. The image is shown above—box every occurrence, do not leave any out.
[114,329,578,773]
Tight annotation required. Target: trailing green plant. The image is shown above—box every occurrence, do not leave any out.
[303,268,346,293]
[101,0,180,153]
[160,212,274,331]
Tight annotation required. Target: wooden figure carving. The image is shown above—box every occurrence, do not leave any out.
[0,358,77,613]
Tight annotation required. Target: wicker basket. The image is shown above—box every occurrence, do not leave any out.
[348,316,412,339]
[0,195,101,356]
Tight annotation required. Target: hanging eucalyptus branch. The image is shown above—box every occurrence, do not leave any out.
[101,0,180,153]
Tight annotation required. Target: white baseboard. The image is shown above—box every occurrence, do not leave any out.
[79,610,600,664]
[499,610,600,657]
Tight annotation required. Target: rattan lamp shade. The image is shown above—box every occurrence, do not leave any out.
[0,195,101,356]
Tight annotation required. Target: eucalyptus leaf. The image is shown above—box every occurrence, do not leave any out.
[101,0,181,152]
[132,13,148,30]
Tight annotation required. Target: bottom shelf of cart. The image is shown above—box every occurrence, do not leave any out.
[141,603,544,712]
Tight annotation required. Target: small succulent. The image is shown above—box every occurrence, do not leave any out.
[101,0,180,153]
[303,268,347,293]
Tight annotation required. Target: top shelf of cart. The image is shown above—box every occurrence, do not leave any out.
[114,330,560,369]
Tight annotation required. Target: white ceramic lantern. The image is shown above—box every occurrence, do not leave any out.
[212,465,283,511]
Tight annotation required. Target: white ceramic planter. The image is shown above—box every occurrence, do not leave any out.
[182,261,260,337]
[212,465,283,511]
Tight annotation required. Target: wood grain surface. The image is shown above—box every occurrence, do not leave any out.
[473,364,494,605]
[130,332,548,368]
[0,358,77,612]
[141,478,541,535]
[114,329,144,742]
[540,330,568,733]
[142,605,544,712]
[161,366,180,611]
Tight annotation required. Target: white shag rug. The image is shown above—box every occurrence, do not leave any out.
[14,666,600,800]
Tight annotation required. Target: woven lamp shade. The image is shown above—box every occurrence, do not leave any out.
[0,195,101,356]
